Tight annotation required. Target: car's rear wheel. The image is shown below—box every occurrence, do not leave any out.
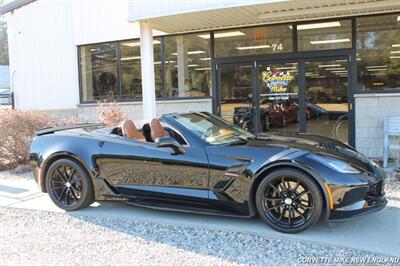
[255,168,323,233]
[45,158,94,211]
[281,114,286,127]
[263,115,270,131]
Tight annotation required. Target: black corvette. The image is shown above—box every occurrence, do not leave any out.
[30,112,387,233]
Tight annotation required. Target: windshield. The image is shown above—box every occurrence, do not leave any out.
[171,113,254,145]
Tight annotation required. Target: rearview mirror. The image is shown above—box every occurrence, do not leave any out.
[155,137,186,155]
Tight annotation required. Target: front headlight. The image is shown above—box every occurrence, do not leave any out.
[307,154,361,174]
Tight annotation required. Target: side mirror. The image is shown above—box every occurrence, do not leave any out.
[155,137,186,155]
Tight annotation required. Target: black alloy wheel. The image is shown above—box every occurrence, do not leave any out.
[46,158,94,211]
[281,114,287,127]
[255,168,323,233]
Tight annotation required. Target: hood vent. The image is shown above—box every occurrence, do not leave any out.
[317,143,339,152]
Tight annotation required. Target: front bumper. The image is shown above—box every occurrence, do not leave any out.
[328,196,387,222]
[328,179,387,221]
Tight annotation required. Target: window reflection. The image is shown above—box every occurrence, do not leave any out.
[305,60,349,144]
[258,63,299,133]
[357,14,400,92]
[80,43,118,101]
[164,34,211,97]
[119,41,142,99]
[153,38,163,98]
[220,65,252,126]
[214,25,292,57]
[298,20,352,51]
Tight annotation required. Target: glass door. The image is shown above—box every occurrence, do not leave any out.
[217,63,255,130]
[304,58,350,144]
[216,57,352,145]
[257,61,300,133]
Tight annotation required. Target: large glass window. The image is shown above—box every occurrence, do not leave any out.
[164,33,211,97]
[214,25,293,57]
[119,40,142,99]
[298,20,352,51]
[357,14,400,92]
[305,60,349,144]
[80,43,118,101]
[153,38,163,98]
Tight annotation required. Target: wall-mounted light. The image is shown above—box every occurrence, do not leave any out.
[310,38,350,45]
[290,22,341,30]
[122,40,160,47]
[367,68,387,72]
[236,45,270,50]
[325,67,346,71]
[171,50,206,55]
[198,31,245,39]
[318,64,341,68]
[366,65,387,68]
[121,56,141,61]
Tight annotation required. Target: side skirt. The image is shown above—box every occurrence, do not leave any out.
[124,196,253,219]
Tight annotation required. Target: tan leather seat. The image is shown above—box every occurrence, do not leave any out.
[150,118,169,141]
[121,120,146,142]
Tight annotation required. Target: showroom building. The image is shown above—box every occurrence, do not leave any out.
[1,0,400,158]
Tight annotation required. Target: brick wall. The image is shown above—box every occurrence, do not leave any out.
[47,98,213,123]
[355,93,400,158]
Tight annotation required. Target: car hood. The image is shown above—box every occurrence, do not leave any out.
[249,132,379,174]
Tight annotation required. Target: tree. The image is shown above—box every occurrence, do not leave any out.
[0,18,8,65]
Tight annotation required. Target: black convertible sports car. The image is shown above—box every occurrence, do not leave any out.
[30,112,387,233]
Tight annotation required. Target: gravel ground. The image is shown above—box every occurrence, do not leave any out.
[383,167,400,209]
[0,207,385,266]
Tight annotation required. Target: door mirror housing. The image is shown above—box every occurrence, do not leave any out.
[155,137,186,155]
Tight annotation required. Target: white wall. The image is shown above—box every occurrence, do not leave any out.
[72,0,139,45]
[5,0,175,110]
[6,0,79,110]
[5,0,153,110]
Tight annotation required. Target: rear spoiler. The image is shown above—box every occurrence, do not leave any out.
[35,123,105,136]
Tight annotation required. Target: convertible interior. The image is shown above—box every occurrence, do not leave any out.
[110,120,187,145]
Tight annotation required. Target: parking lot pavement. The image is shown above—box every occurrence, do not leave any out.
[1,178,399,257]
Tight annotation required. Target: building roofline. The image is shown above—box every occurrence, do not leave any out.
[0,0,36,15]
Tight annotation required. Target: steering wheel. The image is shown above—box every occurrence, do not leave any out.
[202,127,214,139]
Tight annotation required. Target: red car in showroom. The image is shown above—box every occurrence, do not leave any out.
[234,99,299,131]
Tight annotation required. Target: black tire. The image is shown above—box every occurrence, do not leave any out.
[263,115,270,131]
[255,168,323,233]
[45,158,95,211]
[281,114,286,127]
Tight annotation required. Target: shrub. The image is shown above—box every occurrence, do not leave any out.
[96,100,128,127]
[0,109,82,170]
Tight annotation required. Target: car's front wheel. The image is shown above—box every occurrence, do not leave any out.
[45,158,94,211]
[255,168,323,233]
